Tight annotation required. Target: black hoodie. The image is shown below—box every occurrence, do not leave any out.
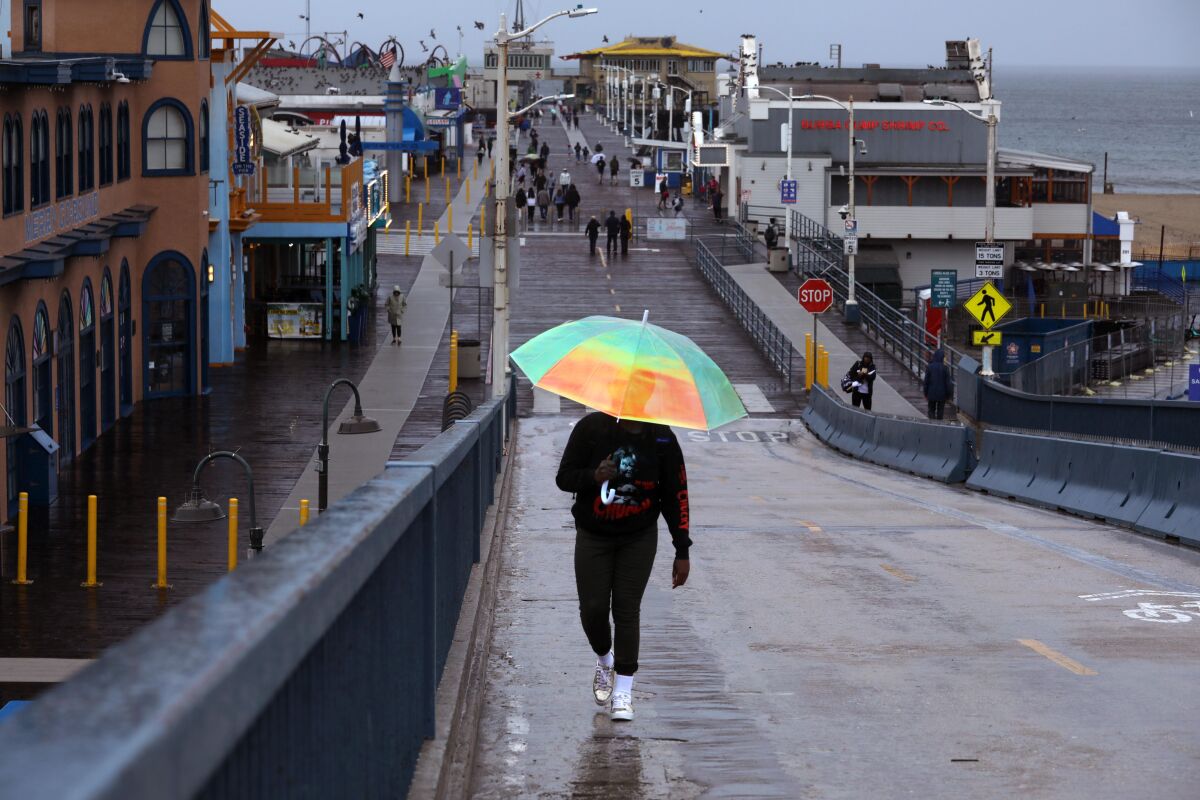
[923,349,953,402]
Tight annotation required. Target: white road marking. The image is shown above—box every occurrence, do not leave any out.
[733,383,775,413]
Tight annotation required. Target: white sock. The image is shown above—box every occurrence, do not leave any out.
[614,674,634,695]
[598,651,614,669]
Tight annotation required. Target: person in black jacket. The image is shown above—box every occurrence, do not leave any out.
[923,349,953,419]
[565,183,581,223]
[604,210,621,256]
[619,213,632,255]
[557,411,691,722]
[849,351,877,410]
[585,215,600,255]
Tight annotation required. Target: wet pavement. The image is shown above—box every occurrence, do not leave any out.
[473,413,1200,798]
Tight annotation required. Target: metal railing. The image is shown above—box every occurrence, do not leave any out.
[0,383,516,799]
[694,237,795,387]
[787,209,962,383]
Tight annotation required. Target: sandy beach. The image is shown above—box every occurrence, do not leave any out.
[1092,193,1200,258]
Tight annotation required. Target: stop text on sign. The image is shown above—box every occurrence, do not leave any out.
[797,278,834,313]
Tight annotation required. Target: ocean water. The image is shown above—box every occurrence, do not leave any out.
[995,66,1200,194]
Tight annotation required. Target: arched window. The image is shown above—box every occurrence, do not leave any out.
[55,106,72,199]
[3,114,22,215]
[38,110,49,202]
[117,102,131,181]
[143,252,195,398]
[199,1,211,59]
[199,100,209,172]
[30,111,45,207]
[31,302,51,433]
[6,317,26,516]
[56,291,76,461]
[142,99,193,176]
[78,105,95,192]
[99,268,116,428]
[78,278,97,448]
[143,0,192,59]
[98,104,113,185]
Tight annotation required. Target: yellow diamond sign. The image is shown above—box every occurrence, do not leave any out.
[964,282,1012,330]
[972,330,1003,346]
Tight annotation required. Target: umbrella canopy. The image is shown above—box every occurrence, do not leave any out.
[590,152,606,164]
[511,313,747,430]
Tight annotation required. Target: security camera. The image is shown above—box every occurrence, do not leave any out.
[837,204,850,219]
[857,140,868,156]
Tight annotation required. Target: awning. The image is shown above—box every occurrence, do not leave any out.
[0,205,155,286]
[1093,211,1120,237]
[997,147,1093,175]
[260,119,319,158]
[237,82,279,110]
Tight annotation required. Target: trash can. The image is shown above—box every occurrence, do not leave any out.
[457,339,482,379]
[16,426,59,506]
[767,248,789,273]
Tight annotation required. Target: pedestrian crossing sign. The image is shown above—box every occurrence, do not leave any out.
[964,281,1012,330]
[972,330,1003,346]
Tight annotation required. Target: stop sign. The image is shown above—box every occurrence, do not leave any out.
[797,278,834,313]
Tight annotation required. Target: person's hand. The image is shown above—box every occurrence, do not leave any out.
[672,559,690,588]
[593,456,618,484]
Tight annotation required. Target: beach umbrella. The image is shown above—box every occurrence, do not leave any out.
[510,312,747,431]
[590,152,606,164]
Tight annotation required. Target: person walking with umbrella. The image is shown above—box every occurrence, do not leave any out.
[604,210,620,257]
[510,312,747,723]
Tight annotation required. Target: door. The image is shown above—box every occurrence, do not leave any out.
[6,320,26,519]
[32,304,51,433]
[56,292,75,464]
[142,253,194,399]
[100,270,115,429]
[78,278,96,449]
[119,260,132,413]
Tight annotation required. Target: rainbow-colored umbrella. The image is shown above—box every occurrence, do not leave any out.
[510,312,747,430]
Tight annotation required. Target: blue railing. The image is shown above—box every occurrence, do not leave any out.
[0,383,516,799]
[1132,263,1187,306]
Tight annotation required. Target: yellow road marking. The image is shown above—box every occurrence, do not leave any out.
[798,520,824,535]
[751,495,765,503]
[881,564,917,582]
[614,304,621,312]
[609,288,615,295]
[1017,639,1097,676]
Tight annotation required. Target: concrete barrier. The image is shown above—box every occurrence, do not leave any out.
[1052,443,1158,527]
[1135,451,1200,546]
[966,430,1048,500]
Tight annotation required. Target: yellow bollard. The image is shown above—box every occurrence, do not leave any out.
[424,157,429,180]
[299,499,310,527]
[1039,302,1045,318]
[484,180,490,199]
[449,330,459,393]
[473,158,478,180]
[405,221,411,257]
[819,348,830,388]
[418,203,424,234]
[445,176,450,203]
[12,491,31,585]
[434,221,440,245]
[154,496,169,589]
[481,204,486,235]
[425,177,431,204]
[441,156,445,177]
[456,157,461,178]
[449,203,454,233]
[466,179,471,204]
[82,494,100,587]
[227,498,238,573]
[804,333,814,391]
[468,223,473,251]
[405,176,411,204]
[1061,302,1066,319]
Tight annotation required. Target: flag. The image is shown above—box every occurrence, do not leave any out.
[380,47,396,69]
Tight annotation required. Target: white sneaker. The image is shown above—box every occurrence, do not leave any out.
[609,690,634,721]
[592,660,615,706]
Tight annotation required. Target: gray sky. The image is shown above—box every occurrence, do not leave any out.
[243,0,1200,69]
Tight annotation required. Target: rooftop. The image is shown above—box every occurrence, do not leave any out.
[757,64,983,104]
[564,35,725,61]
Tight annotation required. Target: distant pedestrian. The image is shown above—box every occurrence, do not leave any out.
[596,155,607,184]
[672,193,684,217]
[515,164,527,188]
[583,145,590,160]
[923,349,953,420]
[526,190,537,224]
[565,183,581,222]
[540,141,551,163]
[487,135,495,157]
[711,186,724,223]
[763,218,779,249]
[619,212,632,255]
[574,142,582,162]
[560,167,572,188]
[537,187,550,221]
[848,352,877,411]
[585,215,600,254]
[604,210,620,256]
[556,411,691,722]
[514,186,527,211]
[535,171,547,192]
[385,285,406,345]
[657,185,669,211]
[609,156,619,185]
[554,187,566,221]
[476,143,485,166]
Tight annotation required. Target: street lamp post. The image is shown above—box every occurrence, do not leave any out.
[172,451,265,554]
[490,6,598,401]
[317,378,381,512]
[758,85,795,269]
[797,93,862,322]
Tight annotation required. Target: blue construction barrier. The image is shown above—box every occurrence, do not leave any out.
[1136,450,1200,547]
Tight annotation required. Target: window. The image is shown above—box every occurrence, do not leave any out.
[687,59,715,72]
[99,104,113,185]
[78,105,95,192]
[117,102,131,180]
[667,60,679,76]
[23,1,41,52]
[3,115,23,215]
[199,1,210,58]
[199,101,209,172]
[30,110,49,207]
[143,0,191,58]
[55,107,73,199]
[142,99,193,175]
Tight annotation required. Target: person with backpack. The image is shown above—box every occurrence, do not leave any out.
[764,218,779,249]
[847,352,877,410]
[604,210,620,256]
[596,155,607,185]
[923,349,953,419]
[556,411,691,722]
[585,215,601,255]
[619,212,632,255]
[672,193,685,217]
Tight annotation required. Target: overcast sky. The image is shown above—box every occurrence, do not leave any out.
[247,0,1200,69]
